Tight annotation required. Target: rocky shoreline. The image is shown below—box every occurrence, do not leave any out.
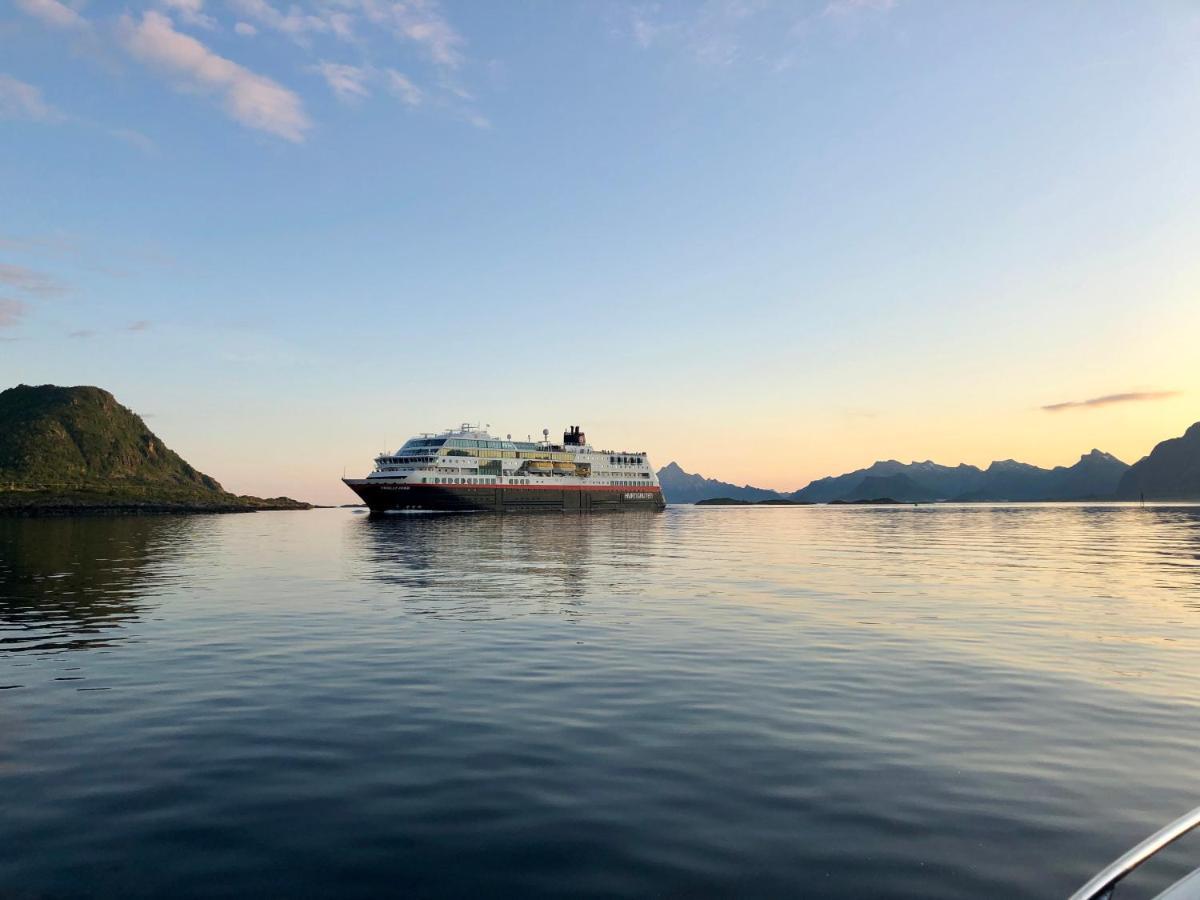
[0,489,311,516]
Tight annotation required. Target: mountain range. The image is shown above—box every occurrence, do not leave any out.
[658,422,1200,503]
[653,463,785,505]
[1115,422,1200,500]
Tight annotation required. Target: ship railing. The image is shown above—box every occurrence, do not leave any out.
[1069,804,1200,900]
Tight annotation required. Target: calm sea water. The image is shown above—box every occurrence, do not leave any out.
[3,505,1200,899]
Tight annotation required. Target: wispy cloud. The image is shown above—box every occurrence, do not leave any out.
[310,62,427,107]
[0,74,64,122]
[313,61,372,102]
[0,233,79,255]
[127,320,152,332]
[629,5,664,48]
[823,0,895,15]
[1042,391,1181,412]
[121,10,311,142]
[230,0,352,42]
[17,0,478,142]
[159,0,216,30]
[625,1,778,66]
[356,0,464,68]
[15,0,86,30]
[0,263,67,297]
[386,69,423,106]
[108,127,158,155]
[0,298,30,328]
[627,0,899,66]
[68,329,96,339]
[2,75,158,153]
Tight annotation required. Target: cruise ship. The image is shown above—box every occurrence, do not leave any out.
[343,425,665,513]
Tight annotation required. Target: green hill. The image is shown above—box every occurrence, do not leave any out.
[0,384,309,514]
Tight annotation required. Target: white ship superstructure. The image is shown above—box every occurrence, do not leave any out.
[343,425,664,512]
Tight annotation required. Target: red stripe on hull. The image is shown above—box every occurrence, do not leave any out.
[342,479,665,513]
[345,480,660,493]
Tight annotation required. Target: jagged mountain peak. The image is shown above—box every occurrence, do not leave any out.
[1116,420,1200,500]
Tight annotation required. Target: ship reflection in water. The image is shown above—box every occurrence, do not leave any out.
[2,505,1200,899]
[348,511,662,614]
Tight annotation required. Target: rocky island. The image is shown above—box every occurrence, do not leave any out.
[0,384,310,515]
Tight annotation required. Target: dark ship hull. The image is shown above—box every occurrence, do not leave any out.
[344,479,665,513]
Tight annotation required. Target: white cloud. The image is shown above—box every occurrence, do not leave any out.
[235,21,258,36]
[14,0,86,30]
[314,61,371,102]
[357,0,463,68]
[121,10,310,142]
[312,63,428,109]
[229,0,349,42]
[0,298,30,329]
[0,74,63,122]
[160,0,217,29]
[824,0,895,14]
[385,69,422,106]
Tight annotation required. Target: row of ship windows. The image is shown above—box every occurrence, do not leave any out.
[387,451,644,465]
[381,466,651,478]
[444,438,514,450]
[426,477,518,485]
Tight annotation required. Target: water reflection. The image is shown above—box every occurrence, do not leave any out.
[2,506,1200,898]
[0,516,195,655]
[347,512,663,618]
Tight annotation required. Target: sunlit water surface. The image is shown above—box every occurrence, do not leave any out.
[3,505,1200,899]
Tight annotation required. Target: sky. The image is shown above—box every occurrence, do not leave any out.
[2,0,1200,504]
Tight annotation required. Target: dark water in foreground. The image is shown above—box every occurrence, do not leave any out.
[3,505,1200,899]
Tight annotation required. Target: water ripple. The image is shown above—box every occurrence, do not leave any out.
[2,505,1200,898]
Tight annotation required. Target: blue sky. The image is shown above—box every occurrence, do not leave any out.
[3,0,1200,503]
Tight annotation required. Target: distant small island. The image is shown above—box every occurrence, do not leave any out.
[695,497,810,506]
[697,496,903,506]
[0,384,311,515]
